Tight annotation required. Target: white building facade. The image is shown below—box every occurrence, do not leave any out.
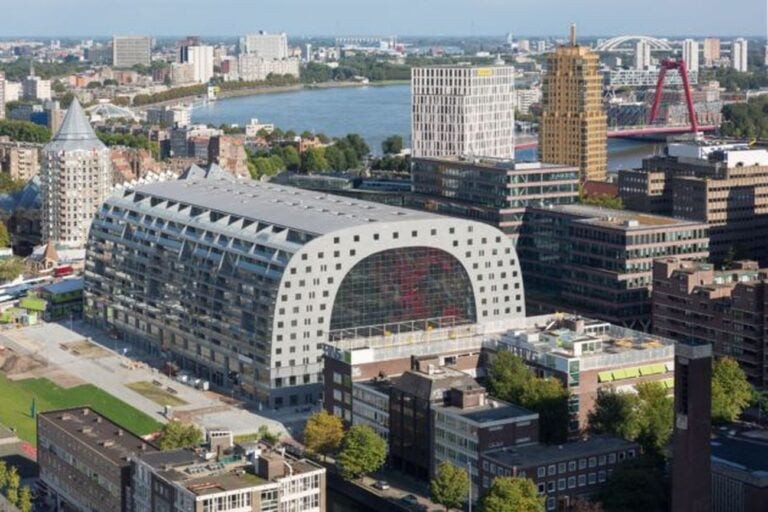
[239,32,289,60]
[732,38,748,72]
[85,177,526,407]
[188,45,214,84]
[41,99,112,248]
[634,40,652,70]
[411,65,515,159]
[112,36,151,68]
[683,39,699,73]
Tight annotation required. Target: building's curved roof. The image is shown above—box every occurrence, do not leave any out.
[129,177,437,236]
[85,102,138,122]
[45,99,107,153]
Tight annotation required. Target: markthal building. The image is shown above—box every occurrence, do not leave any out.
[84,171,525,407]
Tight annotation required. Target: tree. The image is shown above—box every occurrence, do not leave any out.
[633,382,673,455]
[158,420,203,450]
[337,425,387,480]
[280,146,301,171]
[0,257,23,283]
[478,477,544,512]
[712,357,752,423]
[18,486,32,512]
[521,377,570,444]
[382,134,404,155]
[5,466,19,506]
[430,461,470,511]
[595,455,668,512]
[302,147,330,173]
[572,498,604,512]
[324,145,347,171]
[487,351,532,405]
[304,411,344,461]
[0,460,7,492]
[0,221,9,248]
[588,389,638,440]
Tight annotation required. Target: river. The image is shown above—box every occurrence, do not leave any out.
[192,83,661,167]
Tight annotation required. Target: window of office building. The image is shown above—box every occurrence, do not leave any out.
[330,248,476,333]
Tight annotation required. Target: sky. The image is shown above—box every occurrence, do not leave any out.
[4,0,766,38]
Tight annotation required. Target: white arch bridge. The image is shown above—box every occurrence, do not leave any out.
[595,35,672,52]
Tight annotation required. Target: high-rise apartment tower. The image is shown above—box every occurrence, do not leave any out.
[112,36,151,68]
[411,65,515,159]
[683,39,699,73]
[539,25,607,183]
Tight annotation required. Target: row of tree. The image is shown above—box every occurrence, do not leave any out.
[0,120,51,144]
[0,461,32,512]
[721,95,768,140]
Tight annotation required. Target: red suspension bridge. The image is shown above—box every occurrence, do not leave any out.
[515,58,717,150]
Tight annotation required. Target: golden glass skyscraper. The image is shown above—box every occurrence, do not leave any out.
[539,26,607,183]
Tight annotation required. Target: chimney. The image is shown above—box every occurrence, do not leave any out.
[569,24,577,47]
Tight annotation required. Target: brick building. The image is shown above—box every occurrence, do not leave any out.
[653,258,768,386]
[0,137,41,181]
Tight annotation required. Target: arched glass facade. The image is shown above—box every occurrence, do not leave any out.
[330,247,476,335]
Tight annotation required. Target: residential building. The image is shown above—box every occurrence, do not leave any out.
[236,54,300,81]
[112,36,151,68]
[37,278,85,321]
[147,104,191,128]
[479,436,639,512]
[703,38,721,66]
[539,27,607,183]
[410,156,579,240]
[177,36,201,64]
[170,62,196,86]
[711,427,768,512]
[0,137,42,181]
[22,75,52,101]
[618,140,768,264]
[732,38,749,72]
[634,40,652,70]
[188,45,214,84]
[85,176,526,407]
[208,135,249,177]
[496,316,675,431]
[40,99,113,248]
[132,444,326,512]
[519,203,709,330]
[411,65,515,159]
[37,407,159,512]
[515,87,542,115]
[239,32,289,60]
[653,258,768,386]
[683,39,700,73]
[671,338,712,512]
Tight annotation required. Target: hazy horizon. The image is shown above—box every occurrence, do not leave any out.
[6,0,766,38]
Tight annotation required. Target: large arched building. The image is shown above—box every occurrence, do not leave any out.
[85,176,525,406]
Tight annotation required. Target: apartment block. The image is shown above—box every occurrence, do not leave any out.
[479,436,639,512]
[411,65,515,159]
[539,28,607,183]
[112,36,151,68]
[519,204,709,330]
[236,54,300,81]
[703,38,721,67]
[37,407,158,512]
[619,140,768,264]
[652,258,768,386]
[497,316,675,431]
[410,156,579,240]
[0,137,41,181]
[239,32,289,60]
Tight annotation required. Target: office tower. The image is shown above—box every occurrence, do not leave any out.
[177,35,201,63]
[519,204,709,330]
[536,40,547,53]
[239,31,289,60]
[0,72,5,120]
[671,338,712,512]
[634,40,652,70]
[302,43,313,62]
[187,45,214,84]
[41,99,112,248]
[653,259,768,387]
[112,36,151,68]
[703,37,721,66]
[518,39,531,53]
[619,140,768,264]
[539,25,607,183]
[411,65,515,159]
[85,176,526,407]
[732,38,748,72]
[683,39,699,72]
[410,156,579,239]
[22,75,51,101]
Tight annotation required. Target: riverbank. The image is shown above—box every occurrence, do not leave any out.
[135,80,410,110]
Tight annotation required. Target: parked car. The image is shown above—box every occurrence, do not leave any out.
[373,480,390,490]
[401,494,420,506]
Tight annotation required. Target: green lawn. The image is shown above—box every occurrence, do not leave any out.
[0,374,163,443]
[126,381,188,407]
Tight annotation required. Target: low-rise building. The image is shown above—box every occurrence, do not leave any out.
[711,428,768,512]
[519,203,709,330]
[653,258,768,386]
[479,436,639,512]
[0,138,41,181]
[37,407,158,512]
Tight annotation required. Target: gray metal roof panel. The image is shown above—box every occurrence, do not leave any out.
[127,177,441,236]
[45,99,107,153]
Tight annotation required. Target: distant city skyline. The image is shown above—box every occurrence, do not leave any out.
[4,0,765,38]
